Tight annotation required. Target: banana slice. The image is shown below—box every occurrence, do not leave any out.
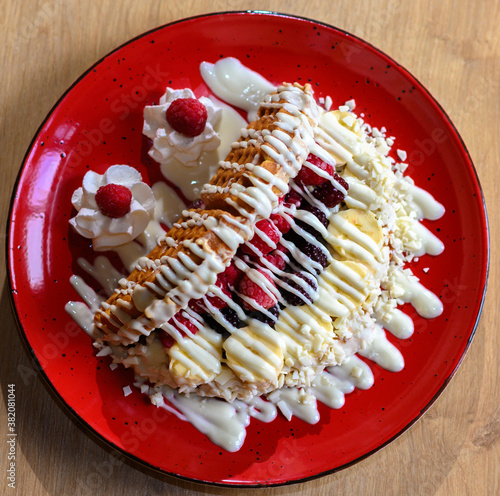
[275,305,335,372]
[316,258,371,317]
[327,208,383,268]
[342,169,380,210]
[223,320,284,388]
[168,327,223,389]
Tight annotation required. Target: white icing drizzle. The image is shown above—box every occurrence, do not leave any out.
[200,57,277,121]
[392,270,443,319]
[357,325,405,373]
[159,387,250,452]
[65,275,104,338]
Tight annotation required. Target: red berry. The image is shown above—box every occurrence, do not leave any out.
[270,213,291,234]
[166,98,208,137]
[95,183,132,218]
[262,249,287,271]
[238,269,278,310]
[312,173,349,208]
[206,277,231,310]
[158,312,199,348]
[219,262,243,287]
[189,277,231,312]
[296,154,334,186]
[241,219,281,256]
[159,332,175,348]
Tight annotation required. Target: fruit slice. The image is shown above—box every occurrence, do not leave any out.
[223,320,284,388]
[316,258,372,317]
[327,208,383,268]
[168,327,223,389]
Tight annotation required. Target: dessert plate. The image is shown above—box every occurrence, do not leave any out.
[7,11,488,486]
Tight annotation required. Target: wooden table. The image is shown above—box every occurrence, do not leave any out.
[1,1,498,494]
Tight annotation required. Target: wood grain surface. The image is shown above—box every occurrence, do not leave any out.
[1,1,498,495]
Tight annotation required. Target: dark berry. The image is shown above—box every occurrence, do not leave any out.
[300,242,328,274]
[312,174,349,208]
[95,183,132,218]
[302,203,329,228]
[202,314,227,335]
[247,305,280,326]
[203,308,245,336]
[221,307,246,328]
[280,272,318,306]
[284,189,303,207]
[166,97,208,137]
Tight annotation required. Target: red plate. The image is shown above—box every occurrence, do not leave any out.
[7,12,489,486]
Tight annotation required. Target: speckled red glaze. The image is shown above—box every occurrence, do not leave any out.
[7,12,489,486]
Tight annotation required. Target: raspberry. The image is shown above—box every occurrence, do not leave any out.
[284,189,303,208]
[296,154,334,186]
[300,242,328,274]
[270,213,291,234]
[312,174,349,208]
[261,249,287,271]
[159,332,175,348]
[247,305,280,326]
[219,262,243,288]
[238,269,278,310]
[166,98,208,137]
[205,286,231,310]
[241,219,281,256]
[95,183,132,218]
[189,277,231,312]
[158,312,198,348]
[172,312,198,334]
[280,272,318,306]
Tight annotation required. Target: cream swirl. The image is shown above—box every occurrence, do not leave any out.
[143,88,222,167]
[69,165,155,251]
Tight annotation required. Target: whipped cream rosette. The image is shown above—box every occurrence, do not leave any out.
[70,165,155,251]
[143,88,222,166]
